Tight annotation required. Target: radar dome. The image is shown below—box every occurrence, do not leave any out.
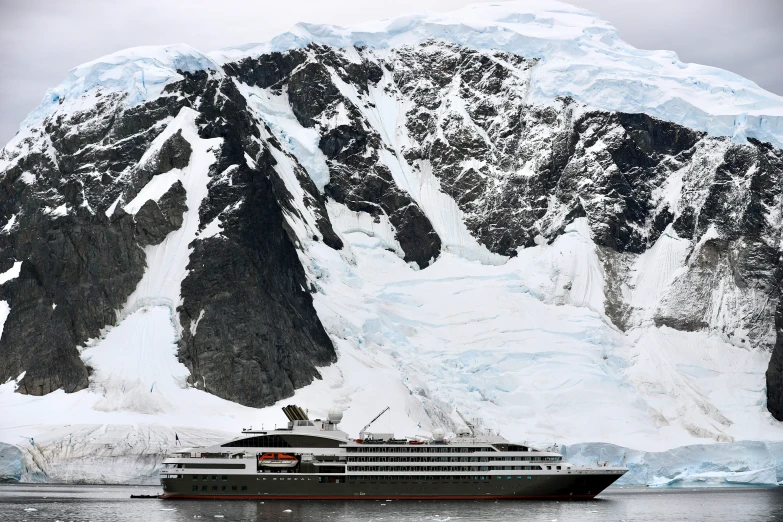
[327,408,343,423]
[432,428,445,441]
[456,425,471,436]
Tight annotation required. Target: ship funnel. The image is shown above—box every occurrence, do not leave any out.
[282,404,309,421]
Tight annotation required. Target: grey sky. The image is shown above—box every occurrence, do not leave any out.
[1,0,781,146]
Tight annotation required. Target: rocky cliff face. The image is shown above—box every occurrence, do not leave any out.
[2,5,783,427]
[0,66,338,407]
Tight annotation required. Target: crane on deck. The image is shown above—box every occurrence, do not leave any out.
[359,406,390,438]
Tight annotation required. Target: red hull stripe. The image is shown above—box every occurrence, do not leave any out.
[161,494,598,501]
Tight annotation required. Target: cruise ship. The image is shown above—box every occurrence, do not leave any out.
[160,405,627,500]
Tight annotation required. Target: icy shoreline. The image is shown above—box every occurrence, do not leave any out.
[2,435,782,487]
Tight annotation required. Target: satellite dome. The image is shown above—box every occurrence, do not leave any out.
[456,425,471,436]
[327,408,343,423]
[432,428,445,441]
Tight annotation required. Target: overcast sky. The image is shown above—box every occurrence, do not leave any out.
[1,0,781,146]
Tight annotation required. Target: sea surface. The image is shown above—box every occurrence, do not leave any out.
[2,484,783,521]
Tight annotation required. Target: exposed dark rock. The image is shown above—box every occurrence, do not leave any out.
[222,51,306,91]
[177,167,336,405]
[134,180,188,246]
[157,180,188,229]
[142,130,192,176]
[288,62,342,128]
[2,211,145,395]
[225,47,439,268]
[174,73,336,407]
[0,68,338,406]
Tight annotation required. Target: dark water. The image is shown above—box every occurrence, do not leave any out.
[2,484,783,522]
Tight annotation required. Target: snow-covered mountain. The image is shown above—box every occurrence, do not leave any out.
[3,0,783,486]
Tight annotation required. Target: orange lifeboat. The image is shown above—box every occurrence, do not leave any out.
[258,452,298,468]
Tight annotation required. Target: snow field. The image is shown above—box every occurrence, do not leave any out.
[626,225,691,313]
[282,211,781,453]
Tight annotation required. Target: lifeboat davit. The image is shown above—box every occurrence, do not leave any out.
[258,452,298,468]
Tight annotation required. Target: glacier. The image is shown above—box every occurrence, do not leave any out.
[1,215,781,484]
[1,0,783,487]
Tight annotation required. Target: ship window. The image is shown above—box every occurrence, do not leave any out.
[517,476,522,479]
[212,475,217,480]
[202,475,207,480]
[222,475,228,481]
[547,466,551,470]
[183,463,246,470]
[222,486,227,491]
[192,475,197,480]
[527,476,532,480]
[212,486,218,491]
[202,485,208,491]
[192,485,198,491]
[242,486,248,491]
[221,435,292,448]
[557,466,561,470]
[232,486,237,491]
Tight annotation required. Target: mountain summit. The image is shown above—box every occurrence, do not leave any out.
[2,0,783,485]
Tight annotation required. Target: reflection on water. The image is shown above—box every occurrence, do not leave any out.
[2,484,783,521]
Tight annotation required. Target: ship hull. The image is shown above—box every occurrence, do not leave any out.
[161,472,623,500]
